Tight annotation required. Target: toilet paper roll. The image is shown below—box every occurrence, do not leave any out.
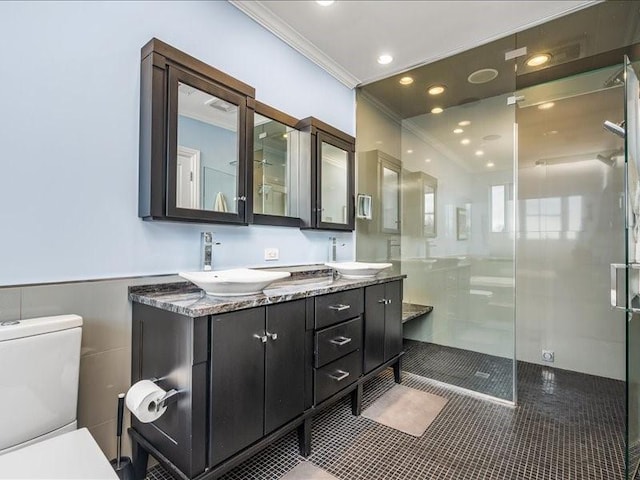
[125,380,168,423]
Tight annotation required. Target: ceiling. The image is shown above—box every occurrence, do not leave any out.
[230,0,595,88]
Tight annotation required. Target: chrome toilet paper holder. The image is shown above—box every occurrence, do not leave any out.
[148,377,180,412]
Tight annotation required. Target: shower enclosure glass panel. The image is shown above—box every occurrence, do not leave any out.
[356,36,518,403]
[625,57,640,480]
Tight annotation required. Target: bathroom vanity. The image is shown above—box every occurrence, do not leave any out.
[128,268,405,480]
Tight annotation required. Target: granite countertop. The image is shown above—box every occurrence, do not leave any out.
[129,267,406,318]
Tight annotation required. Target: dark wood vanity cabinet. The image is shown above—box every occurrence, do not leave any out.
[297,117,356,231]
[130,278,404,480]
[313,290,364,404]
[139,38,254,224]
[210,300,306,466]
[364,280,403,373]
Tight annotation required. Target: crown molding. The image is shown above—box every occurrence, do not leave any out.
[230,0,361,89]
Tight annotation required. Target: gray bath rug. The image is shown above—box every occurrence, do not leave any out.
[361,384,448,437]
[280,462,339,480]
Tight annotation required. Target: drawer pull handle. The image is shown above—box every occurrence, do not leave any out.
[379,299,392,305]
[329,304,350,311]
[266,332,278,341]
[328,370,350,382]
[329,336,352,346]
[253,334,267,343]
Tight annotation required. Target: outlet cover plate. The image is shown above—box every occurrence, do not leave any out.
[264,248,279,261]
[542,350,555,362]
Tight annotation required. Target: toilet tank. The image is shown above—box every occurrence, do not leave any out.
[0,315,82,452]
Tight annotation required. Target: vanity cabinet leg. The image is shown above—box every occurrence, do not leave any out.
[297,418,312,458]
[393,357,402,384]
[131,438,149,480]
[351,383,363,416]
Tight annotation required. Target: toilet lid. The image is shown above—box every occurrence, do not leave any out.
[0,428,118,479]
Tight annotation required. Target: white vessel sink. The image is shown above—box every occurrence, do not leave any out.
[325,262,392,279]
[179,269,291,296]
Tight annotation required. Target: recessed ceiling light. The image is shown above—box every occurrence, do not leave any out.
[526,53,551,67]
[377,54,393,65]
[316,0,335,5]
[399,76,414,85]
[282,133,288,138]
[486,162,495,168]
[428,85,446,95]
[538,102,555,110]
[407,149,413,154]
[543,130,559,136]
[425,158,431,163]
[453,128,464,134]
[467,68,498,84]
[458,120,471,126]
[431,107,444,114]
[460,138,470,145]
[475,150,484,156]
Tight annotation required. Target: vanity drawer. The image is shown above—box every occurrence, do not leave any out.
[314,349,362,405]
[315,317,362,368]
[315,289,364,329]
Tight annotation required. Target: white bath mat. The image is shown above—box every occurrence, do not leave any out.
[280,461,339,480]
[361,384,448,437]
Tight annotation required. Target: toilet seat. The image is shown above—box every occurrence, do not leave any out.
[0,428,118,479]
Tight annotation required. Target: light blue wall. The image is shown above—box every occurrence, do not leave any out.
[0,1,355,286]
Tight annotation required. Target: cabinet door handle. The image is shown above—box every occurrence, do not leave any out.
[266,332,278,341]
[329,304,350,311]
[378,298,387,304]
[234,196,247,202]
[386,299,392,305]
[329,336,352,346]
[253,334,267,343]
[328,370,350,382]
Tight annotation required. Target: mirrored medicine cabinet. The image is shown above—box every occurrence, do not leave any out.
[138,38,355,231]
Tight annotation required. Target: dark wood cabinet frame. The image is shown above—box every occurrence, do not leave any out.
[297,117,356,231]
[247,101,302,227]
[139,38,254,224]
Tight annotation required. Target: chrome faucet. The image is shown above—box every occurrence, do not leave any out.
[201,232,220,271]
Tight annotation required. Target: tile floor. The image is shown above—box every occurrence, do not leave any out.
[403,339,514,401]
[147,347,625,480]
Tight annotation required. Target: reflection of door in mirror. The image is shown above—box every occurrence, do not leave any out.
[402,170,438,238]
[253,113,299,218]
[177,81,239,213]
[176,146,201,209]
[320,141,348,224]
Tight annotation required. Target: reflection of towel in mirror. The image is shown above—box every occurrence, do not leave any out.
[214,192,228,212]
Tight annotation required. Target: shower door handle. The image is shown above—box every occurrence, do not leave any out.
[611,263,625,310]
[610,263,640,313]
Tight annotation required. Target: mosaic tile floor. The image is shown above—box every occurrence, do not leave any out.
[402,339,514,401]
[147,351,625,480]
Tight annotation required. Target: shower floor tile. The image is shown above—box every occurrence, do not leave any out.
[402,339,514,400]
[147,360,624,480]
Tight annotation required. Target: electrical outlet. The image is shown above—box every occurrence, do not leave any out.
[542,350,555,362]
[264,248,279,261]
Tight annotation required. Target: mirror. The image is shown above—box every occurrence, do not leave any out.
[320,141,349,224]
[176,81,239,213]
[253,113,299,218]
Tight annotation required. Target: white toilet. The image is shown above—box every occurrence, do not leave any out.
[0,315,118,479]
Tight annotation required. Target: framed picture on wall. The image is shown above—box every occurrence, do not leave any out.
[456,207,469,240]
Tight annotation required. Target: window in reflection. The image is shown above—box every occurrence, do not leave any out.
[522,195,584,240]
[491,185,506,232]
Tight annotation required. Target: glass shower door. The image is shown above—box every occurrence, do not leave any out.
[624,56,640,480]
